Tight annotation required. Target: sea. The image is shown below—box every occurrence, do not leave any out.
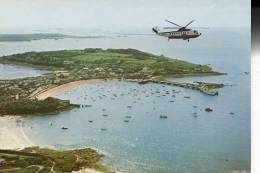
[0,27,250,173]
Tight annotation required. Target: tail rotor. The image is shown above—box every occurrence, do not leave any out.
[152,26,159,34]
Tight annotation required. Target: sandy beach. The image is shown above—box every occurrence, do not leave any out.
[36,79,105,100]
[0,79,105,149]
[0,116,34,149]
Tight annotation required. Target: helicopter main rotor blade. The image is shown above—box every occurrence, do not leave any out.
[163,27,180,29]
[190,27,209,29]
[164,27,208,30]
[165,20,182,27]
[184,20,195,28]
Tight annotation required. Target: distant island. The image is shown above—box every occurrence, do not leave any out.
[0,48,224,116]
[0,33,105,42]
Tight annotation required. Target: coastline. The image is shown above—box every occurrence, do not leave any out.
[36,79,105,100]
[0,116,34,149]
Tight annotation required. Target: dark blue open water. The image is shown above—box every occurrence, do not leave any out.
[0,28,250,173]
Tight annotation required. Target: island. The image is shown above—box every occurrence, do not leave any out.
[0,48,226,173]
[0,48,224,116]
[0,33,104,42]
[0,147,112,173]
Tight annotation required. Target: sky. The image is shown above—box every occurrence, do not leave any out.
[0,0,251,33]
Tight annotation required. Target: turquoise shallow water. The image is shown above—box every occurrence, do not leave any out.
[0,28,250,173]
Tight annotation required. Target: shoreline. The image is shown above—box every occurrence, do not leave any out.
[0,116,119,173]
[0,116,34,149]
[36,79,105,100]
[35,77,223,101]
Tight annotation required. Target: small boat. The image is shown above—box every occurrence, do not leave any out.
[160,115,168,119]
[193,113,198,118]
[101,128,107,131]
[61,127,68,130]
[205,108,213,112]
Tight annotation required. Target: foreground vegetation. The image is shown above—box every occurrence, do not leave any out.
[0,147,112,173]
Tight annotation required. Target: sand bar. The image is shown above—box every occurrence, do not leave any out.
[36,79,104,100]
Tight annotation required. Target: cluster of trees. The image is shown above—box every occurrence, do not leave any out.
[0,97,78,116]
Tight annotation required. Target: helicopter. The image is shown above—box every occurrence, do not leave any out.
[152,20,206,42]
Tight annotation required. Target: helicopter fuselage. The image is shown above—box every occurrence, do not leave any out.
[157,29,201,40]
